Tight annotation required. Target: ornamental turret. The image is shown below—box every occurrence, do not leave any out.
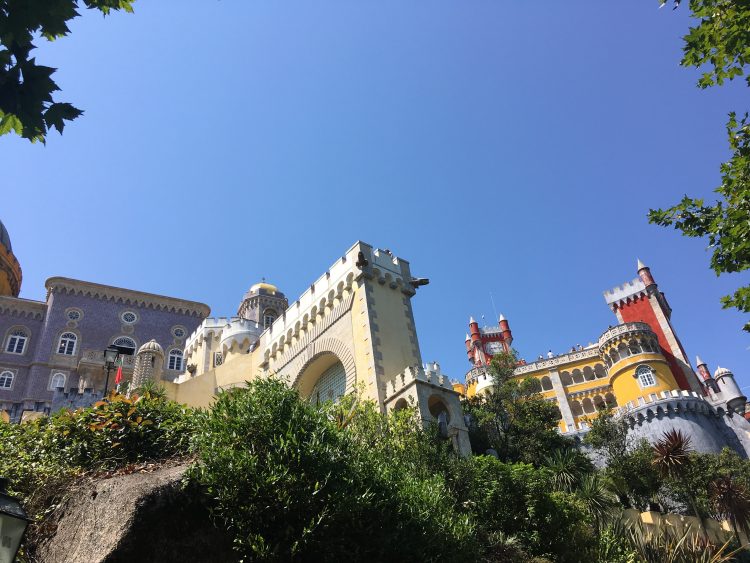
[132,340,165,388]
[498,314,513,350]
[237,280,288,329]
[714,366,746,414]
[695,356,719,394]
[0,219,22,297]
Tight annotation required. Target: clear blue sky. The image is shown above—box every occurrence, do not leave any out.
[2,1,748,389]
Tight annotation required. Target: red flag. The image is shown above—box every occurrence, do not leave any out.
[114,365,123,385]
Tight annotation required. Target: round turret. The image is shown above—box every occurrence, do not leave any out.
[138,339,164,356]
[220,318,262,358]
[237,280,288,327]
[714,366,746,414]
[0,219,22,297]
[132,339,165,389]
[598,322,678,405]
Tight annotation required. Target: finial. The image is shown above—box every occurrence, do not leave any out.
[637,258,647,271]
[498,313,506,322]
[465,333,470,341]
[696,355,705,367]
[469,316,476,324]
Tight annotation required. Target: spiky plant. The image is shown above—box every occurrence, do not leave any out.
[709,473,750,547]
[576,473,617,528]
[651,429,692,479]
[544,448,585,492]
[652,429,705,534]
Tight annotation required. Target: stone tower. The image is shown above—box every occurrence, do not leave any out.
[132,340,165,388]
[0,219,22,297]
[237,281,288,329]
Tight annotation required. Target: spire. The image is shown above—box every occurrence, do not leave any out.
[696,355,706,367]
[637,258,647,271]
[469,316,476,324]
[498,313,506,321]
[465,333,470,341]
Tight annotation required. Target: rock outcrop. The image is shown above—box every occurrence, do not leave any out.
[33,463,234,563]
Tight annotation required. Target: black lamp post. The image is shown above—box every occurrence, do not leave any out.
[0,478,30,563]
[102,345,120,397]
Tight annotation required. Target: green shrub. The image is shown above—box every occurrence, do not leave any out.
[465,455,595,562]
[0,389,198,518]
[189,378,477,562]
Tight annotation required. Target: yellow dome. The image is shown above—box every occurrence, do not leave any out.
[250,281,278,294]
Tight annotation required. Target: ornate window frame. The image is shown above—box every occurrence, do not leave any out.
[636,364,657,388]
[49,371,67,391]
[120,311,139,325]
[4,326,30,355]
[65,308,84,322]
[0,369,16,390]
[167,348,184,371]
[56,331,78,356]
[112,336,137,355]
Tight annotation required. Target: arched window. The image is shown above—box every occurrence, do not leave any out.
[593,395,606,411]
[628,341,642,356]
[312,361,346,406]
[560,371,572,385]
[636,365,657,388]
[570,400,583,417]
[604,392,618,407]
[112,337,136,355]
[5,329,28,354]
[57,332,77,355]
[617,342,629,359]
[263,310,277,329]
[50,372,66,390]
[540,376,553,391]
[583,366,595,381]
[582,397,595,414]
[594,364,607,379]
[0,371,13,389]
[572,369,584,384]
[168,349,184,371]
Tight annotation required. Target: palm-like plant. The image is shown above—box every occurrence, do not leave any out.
[544,448,586,492]
[652,429,704,533]
[651,429,692,479]
[577,473,617,527]
[709,473,750,546]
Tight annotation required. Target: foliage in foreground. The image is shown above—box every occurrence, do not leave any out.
[651,0,750,331]
[0,0,137,142]
[0,387,197,518]
[463,351,576,465]
[188,377,597,562]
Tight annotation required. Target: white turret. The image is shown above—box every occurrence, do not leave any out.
[714,366,746,414]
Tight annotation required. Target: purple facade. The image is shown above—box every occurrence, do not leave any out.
[0,278,209,422]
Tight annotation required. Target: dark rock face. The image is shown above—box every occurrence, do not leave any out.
[34,464,235,563]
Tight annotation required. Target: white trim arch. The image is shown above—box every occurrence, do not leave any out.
[4,326,30,355]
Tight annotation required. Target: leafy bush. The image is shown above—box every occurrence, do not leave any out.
[189,378,476,562]
[464,455,595,562]
[0,389,198,518]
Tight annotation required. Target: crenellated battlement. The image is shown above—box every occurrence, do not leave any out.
[384,364,454,400]
[603,277,647,307]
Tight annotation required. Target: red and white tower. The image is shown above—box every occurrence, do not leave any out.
[603,260,702,392]
[466,314,513,368]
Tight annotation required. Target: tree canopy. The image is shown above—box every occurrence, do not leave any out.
[0,0,135,142]
[650,0,750,331]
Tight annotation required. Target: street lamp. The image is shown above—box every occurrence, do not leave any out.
[102,345,120,397]
[0,478,30,563]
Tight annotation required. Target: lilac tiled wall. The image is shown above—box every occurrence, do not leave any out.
[0,288,206,420]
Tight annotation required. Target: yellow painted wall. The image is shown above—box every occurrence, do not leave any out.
[608,354,678,405]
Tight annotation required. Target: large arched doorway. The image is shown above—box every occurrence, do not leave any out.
[297,353,347,406]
